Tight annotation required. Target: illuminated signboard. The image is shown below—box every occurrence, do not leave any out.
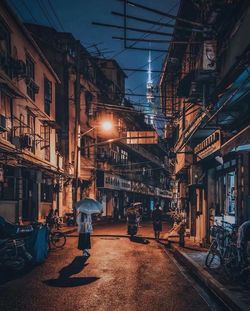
[104,173,131,191]
[126,131,158,145]
[194,130,221,161]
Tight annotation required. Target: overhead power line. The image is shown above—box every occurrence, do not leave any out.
[36,0,57,29]
[113,36,202,45]
[47,0,65,31]
[110,1,178,60]
[111,11,204,33]
[121,0,204,28]
[92,22,173,37]
[21,0,39,23]
[9,0,26,20]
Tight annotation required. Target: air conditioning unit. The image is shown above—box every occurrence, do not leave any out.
[20,134,33,149]
[0,115,7,131]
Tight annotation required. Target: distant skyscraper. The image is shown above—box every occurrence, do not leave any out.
[145,50,155,125]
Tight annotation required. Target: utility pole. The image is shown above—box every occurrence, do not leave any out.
[73,40,81,215]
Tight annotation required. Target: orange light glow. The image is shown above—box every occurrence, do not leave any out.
[101,120,113,131]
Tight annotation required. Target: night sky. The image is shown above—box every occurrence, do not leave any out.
[8,0,179,118]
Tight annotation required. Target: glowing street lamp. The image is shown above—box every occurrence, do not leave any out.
[80,119,113,137]
[100,120,113,132]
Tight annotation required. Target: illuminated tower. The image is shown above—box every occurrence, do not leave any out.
[145,50,155,125]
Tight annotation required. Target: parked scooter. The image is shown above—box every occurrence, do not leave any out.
[0,238,32,271]
[127,211,138,238]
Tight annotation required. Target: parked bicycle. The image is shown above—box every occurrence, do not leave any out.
[205,220,246,279]
[46,222,66,249]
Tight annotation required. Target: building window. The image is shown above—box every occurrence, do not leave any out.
[0,22,11,76]
[85,91,93,116]
[81,136,92,158]
[44,77,52,116]
[120,149,128,164]
[0,166,16,201]
[27,112,35,153]
[148,168,152,177]
[41,182,53,202]
[26,55,39,101]
[41,125,50,161]
[0,92,12,141]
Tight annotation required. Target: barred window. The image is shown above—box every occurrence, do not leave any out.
[44,77,52,116]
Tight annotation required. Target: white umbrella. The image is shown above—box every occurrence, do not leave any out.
[76,198,103,215]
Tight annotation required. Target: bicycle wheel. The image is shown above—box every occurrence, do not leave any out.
[223,245,239,279]
[205,240,222,269]
[51,231,66,248]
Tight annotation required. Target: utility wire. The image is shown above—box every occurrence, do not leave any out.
[111,2,178,60]
[21,0,39,23]
[9,0,26,20]
[36,0,57,29]
[47,0,65,31]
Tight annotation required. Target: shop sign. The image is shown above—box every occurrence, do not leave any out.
[126,131,158,144]
[175,112,206,152]
[194,130,221,161]
[203,41,216,71]
[104,173,131,191]
[156,187,172,198]
[131,181,149,195]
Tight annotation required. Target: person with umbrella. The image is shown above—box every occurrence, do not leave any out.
[76,198,103,258]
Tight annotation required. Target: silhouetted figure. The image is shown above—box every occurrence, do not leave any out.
[152,204,162,241]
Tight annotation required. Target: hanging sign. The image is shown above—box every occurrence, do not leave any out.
[203,41,216,71]
[194,130,221,161]
[126,131,158,144]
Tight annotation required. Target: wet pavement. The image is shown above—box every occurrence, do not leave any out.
[0,222,211,311]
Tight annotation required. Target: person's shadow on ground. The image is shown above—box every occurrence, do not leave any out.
[44,256,99,287]
[129,236,149,244]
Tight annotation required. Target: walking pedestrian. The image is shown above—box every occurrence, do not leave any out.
[77,211,93,258]
[152,204,162,241]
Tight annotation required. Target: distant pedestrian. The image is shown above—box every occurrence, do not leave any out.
[237,220,250,265]
[113,206,119,223]
[77,212,93,258]
[177,222,186,247]
[152,204,162,240]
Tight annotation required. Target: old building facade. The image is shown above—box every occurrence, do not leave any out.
[160,0,250,245]
[26,24,170,219]
[0,0,62,222]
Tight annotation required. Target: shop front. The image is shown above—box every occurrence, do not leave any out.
[96,171,131,218]
[194,126,250,245]
[96,171,171,219]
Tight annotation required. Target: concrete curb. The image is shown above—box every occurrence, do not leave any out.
[170,244,246,311]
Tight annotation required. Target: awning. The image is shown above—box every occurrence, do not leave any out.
[221,125,250,156]
[215,66,250,110]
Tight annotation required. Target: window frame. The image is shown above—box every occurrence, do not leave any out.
[44,77,52,116]
[26,55,36,101]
